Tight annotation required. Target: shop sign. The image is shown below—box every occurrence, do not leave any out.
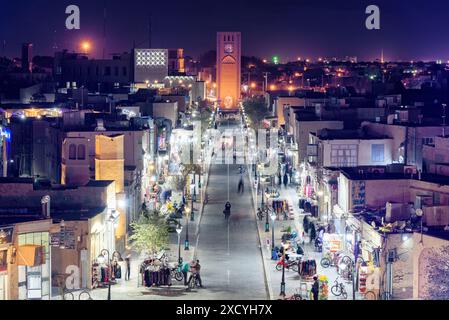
[0,227,13,245]
[307,144,318,157]
[351,180,366,209]
[0,250,7,272]
[50,227,76,249]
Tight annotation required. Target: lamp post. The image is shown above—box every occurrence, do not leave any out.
[280,243,288,297]
[176,225,183,265]
[185,207,191,250]
[271,212,277,252]
[416,209,423,243]
[190,195,195,222]
[339,256,356,300]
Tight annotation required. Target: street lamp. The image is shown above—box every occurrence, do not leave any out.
[339,257,356,300]
[185,207,191,250]
[416,208,424,243]
[271,212,277,252]
[176,225,183,265]
[280,243,288,297]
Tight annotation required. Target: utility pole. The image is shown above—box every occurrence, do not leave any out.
[263,72,269,92]
[148,15,152,49]
[103,3,107,59]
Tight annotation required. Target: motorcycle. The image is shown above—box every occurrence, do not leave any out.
[275,256,299,272]
[315,238,323,253]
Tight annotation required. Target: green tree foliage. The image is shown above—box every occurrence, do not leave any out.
[243,96,270,128]
[129,213,169,255]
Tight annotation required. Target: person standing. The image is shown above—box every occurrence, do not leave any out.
[125,256,131,281]
[182,260,190,286]
[311,276,319,301]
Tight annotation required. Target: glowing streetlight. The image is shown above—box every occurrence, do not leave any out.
[81,41,91,53]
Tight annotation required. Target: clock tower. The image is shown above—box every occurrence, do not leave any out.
[217,32,241,110]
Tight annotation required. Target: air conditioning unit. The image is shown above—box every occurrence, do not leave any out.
[368,167,385,174]
[404,165,417,175]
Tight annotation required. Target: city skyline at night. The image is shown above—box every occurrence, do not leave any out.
[1,0,449,61]
[2,0,449,309]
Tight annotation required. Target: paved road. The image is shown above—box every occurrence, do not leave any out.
[59,120,268,300]
[190,120,268,300]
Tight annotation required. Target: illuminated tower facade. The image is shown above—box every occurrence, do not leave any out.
[216,32,241,109]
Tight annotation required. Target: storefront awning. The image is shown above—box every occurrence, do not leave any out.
[17,245,45,267]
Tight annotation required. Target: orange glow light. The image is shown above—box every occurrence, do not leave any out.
[81,41,91,52]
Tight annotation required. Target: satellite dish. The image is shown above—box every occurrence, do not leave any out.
[416,209,423,217]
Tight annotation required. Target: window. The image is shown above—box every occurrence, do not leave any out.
[422,137,434,145]
[104,66,111,76]
[68,144,77,160]
[330,144,358,167]
[114,66,119,76]
[77,145,86,160]
[371,144,385,162]
[122,67,127,76]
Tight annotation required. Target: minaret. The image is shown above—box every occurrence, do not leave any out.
[381,49,384,64]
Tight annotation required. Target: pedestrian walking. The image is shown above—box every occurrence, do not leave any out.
[238,177,245,194]
[311,276,319,300]
[283,173,288,188]
[224,202,232,219]
[125,255,131,281]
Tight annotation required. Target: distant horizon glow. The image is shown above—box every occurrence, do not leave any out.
[1,0,449,61]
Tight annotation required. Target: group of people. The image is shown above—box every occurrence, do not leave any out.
[180,259,203,288]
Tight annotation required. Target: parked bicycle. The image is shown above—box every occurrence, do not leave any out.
[364,290,377,300]
[257,208,264,221]
[171,265,184,282]
[331,278,348,300]
[320,252,341,268]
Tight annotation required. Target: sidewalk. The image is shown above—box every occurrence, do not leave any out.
[52,149,214,300]
[248,173,360,300]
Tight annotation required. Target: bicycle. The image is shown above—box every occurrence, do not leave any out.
[187,274,201,291]
[331,278,348,300]
[320,252,342,268]
[257,209,264,221]
[364,290,377,300]
[171,265,184,282]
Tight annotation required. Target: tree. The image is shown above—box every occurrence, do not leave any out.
[424,245,449,299]
[129,213,169,255]
[243,96,270,128]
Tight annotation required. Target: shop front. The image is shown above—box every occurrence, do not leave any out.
[17,230,51,300]
[0,226,13,300]
[358,221,383,299]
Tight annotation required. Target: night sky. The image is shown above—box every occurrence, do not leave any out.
[1,0,449,61]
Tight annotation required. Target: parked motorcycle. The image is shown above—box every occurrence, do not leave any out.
[275,256,299,272]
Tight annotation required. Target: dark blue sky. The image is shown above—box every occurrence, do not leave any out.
[1,0,449,61]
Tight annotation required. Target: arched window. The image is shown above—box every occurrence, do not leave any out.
[77,145,86,160]
[69,144,77,160]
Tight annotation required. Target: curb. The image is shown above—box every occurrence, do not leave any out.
[247,163,274,301]
[191,150,213,262]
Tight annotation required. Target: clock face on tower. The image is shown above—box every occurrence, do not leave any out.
[224,44,234,54]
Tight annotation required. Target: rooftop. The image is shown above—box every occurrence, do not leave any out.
[314,128,390,140]
[338,167,449,186]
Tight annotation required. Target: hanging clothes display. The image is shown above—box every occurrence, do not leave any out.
[298,259,317,278]
[140,259,172,287]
